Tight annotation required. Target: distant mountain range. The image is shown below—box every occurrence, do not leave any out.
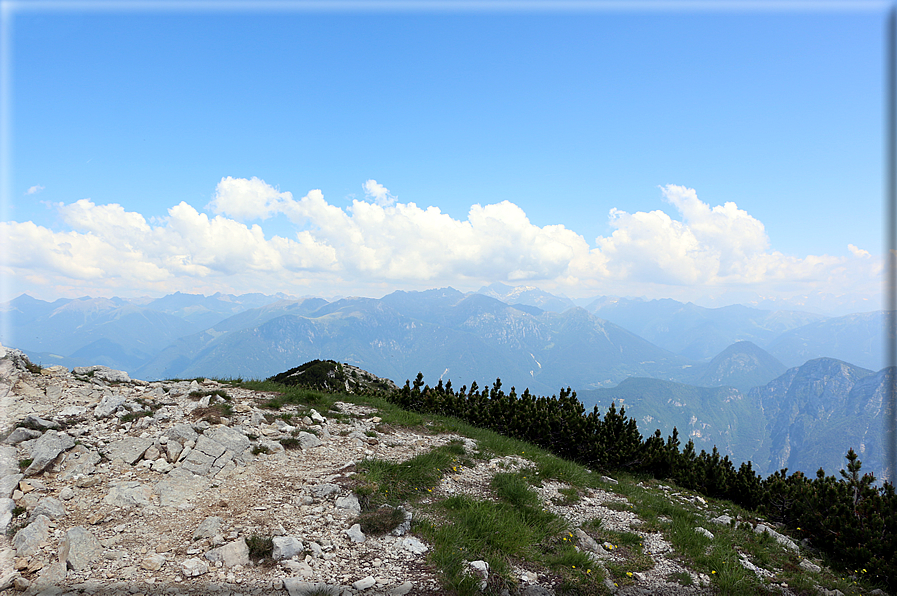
[579,357,890,478]
[2,285,890,477]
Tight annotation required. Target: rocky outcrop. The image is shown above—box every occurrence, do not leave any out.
[0,346,458,595]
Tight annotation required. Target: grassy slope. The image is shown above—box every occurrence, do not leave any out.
[229,379,881,596]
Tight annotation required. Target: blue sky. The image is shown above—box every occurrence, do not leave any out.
[0,1,888,314]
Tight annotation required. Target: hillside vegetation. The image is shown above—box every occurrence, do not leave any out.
[259,362,896,592]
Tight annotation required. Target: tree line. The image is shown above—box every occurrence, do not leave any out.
[384,373,896,589]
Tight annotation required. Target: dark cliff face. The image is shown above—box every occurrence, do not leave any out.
[748,358,879,476]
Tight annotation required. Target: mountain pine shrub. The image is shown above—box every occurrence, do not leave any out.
[383,371,897,589]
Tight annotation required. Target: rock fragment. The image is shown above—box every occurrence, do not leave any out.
[58,526,102,571]
[24,430,75,475]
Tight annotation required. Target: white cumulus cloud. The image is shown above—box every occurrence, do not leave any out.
[848,244,871,258]
[362,179,397,207]
[591,184,853,288]
[25,185,45,195]
[206,176,293,221]
[1,179,881,307]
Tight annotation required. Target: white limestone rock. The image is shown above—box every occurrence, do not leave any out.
[192,516,223,540]
[0,498,15,532]
[140,553,165,571]
[297,431,322,449]
[203,537,249,567]
[335,493,360,515]
[93,394,127,419]
[272,536,304,560]
[0,473,24,499]
[12,514,50,557]
[353,576,376,590]
[31,496,66,520]
[180,557,208,577]
[74,365,131,384]
[346,523,366,543]
[4,428,42,445]
[400,537,428,555]
[103,436,153,465]
[104,481,151,507]
[753,523,798,551]
[59,526,102,571]
[24,430,75,475]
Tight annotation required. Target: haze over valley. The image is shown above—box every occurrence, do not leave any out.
[2,284,889,479]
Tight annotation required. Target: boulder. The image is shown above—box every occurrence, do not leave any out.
[192,516,223,541]
[753,523,798,551]
[141,553,165,571]
[104,481,151,507]
[13,514,51,557]
[180,435,226,476]
[24,430,75,475]
[311,483,339,499]
[272,536,304,560]
[103,436,153,465]
[203,538,249,567]
[21,415,56,430]
[400,537,428,554]
[575,528,599,552]
[335,494,360,515]
[0,473,24,499]
[59,526,102,571]
[346,524,366,543]
[353,576,376,590]
[0,497,15,532]
[57,444,101,480]
[0,445,17,476]
[31,496,66,520]
[180,557,208,577]
[4,428,42,445]
[74,365,131,384]
[297,431,322,449]
[164,423,199,444]
[93,394,127,419]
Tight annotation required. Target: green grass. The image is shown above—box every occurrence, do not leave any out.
[354,441,468,508]
[416,470,605,596]
[188,388,230,401]
[354,506,406,535]
[221,379,871,596]
[239,379,328,407]
[119,410,154,423]
[190,402,233,424]
[279,437,301,450]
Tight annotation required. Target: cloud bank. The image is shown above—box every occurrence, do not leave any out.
[1,178,880,307]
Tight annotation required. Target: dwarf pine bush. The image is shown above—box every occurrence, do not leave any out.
[385,371,897,589]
